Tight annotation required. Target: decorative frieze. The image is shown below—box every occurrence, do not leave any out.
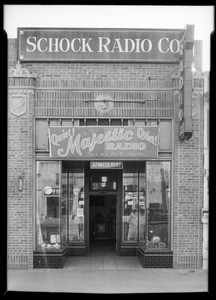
[35,78,174,90]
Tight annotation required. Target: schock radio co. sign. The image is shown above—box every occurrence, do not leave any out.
[18,28,183,62]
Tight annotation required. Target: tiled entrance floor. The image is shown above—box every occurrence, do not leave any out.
[64,244,142,270]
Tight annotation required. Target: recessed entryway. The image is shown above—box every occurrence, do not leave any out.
[64,244,141,270]
[89,195,117,251]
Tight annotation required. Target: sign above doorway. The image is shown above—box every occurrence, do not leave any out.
[90,161,123,169]
[49,126,159,159]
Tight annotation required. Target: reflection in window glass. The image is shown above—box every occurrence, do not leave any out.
[36,161,63,250]
[146,161,171,249]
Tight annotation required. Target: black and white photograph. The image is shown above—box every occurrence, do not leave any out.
[3,4,214,295]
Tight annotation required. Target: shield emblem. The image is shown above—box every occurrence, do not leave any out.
[10,95,27,117]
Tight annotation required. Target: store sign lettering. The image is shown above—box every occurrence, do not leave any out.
[90,162,123,169]
[25,37,180,54]
[49,126,159,159]
[18,28,183,62]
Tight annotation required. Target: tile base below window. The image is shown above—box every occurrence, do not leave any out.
[137,248,173,268]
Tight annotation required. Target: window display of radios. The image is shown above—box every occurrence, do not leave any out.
[147,202,168,249]
[40,196,63,250]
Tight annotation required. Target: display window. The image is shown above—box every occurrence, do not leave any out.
[35,161,65,250]
[146,161,171,249]
[62,162,85,243]
[122,162,146,243]
[35,159,171,252]
[122,161,171,250]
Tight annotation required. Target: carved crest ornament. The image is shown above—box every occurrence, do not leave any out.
[8,61,36,117]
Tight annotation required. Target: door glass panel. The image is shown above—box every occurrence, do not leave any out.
[146,161,171,249]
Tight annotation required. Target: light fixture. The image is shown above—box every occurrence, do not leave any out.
[18,172,25,191]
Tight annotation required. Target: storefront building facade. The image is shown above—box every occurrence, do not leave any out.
[7,26,205,269]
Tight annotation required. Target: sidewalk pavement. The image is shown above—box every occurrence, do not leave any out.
[7,268,208,294]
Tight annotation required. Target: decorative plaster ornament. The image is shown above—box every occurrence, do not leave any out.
[94,94,114,113]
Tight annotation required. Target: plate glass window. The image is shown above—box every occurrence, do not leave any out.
[146,161,171,249]
[35,161,65,250]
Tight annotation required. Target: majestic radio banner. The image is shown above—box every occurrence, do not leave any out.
[49,126,159,159]
[18,28,183,62]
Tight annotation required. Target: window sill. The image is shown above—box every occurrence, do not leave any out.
[34,245,67,254]
[144,248,172,253]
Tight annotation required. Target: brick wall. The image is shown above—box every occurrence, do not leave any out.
[7,89,35,269]
[173,90,204,268]
[8,39,35,269]
[7,37,204,269]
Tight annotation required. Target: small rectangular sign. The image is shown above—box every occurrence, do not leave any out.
[18,28,183,62]
[90,161,123,169]
[49,126,159,159]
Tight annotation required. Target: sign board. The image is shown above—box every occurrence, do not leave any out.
[49,126,159,159]
[179,25,194,141]
[18,28,183,62]
[90,161,123,169]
